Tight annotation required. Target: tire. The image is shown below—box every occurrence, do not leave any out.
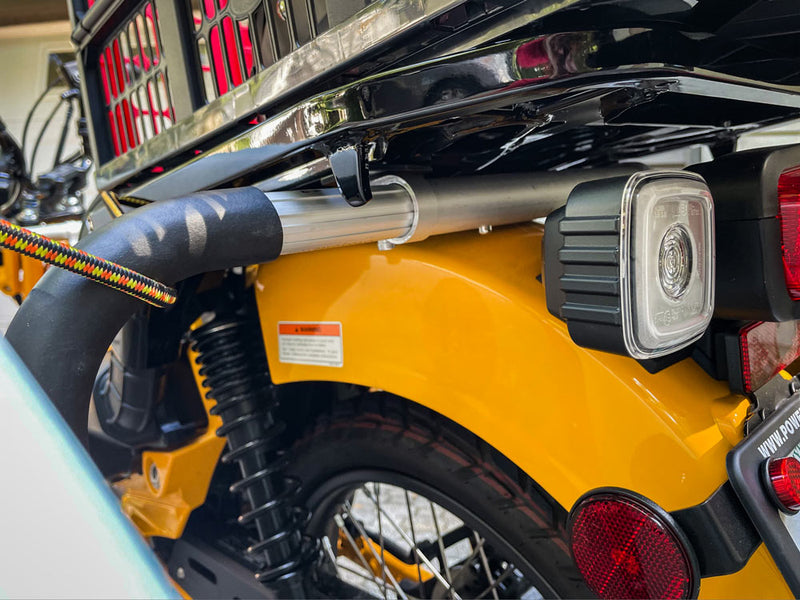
[287,392,593,599]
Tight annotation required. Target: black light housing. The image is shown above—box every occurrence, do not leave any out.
[544,171,715,359]
[688,144,800,322]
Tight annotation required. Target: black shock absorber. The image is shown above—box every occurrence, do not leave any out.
[191,315,310,596]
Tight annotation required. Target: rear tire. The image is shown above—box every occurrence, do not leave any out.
[287,392,592,598]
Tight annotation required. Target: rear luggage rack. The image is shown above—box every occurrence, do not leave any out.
[192,0,325,103]
[69,0,409,169]
[98,2,174,157]
[67,0,551,189]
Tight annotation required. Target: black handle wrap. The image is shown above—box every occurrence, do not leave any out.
[5,187,284,445]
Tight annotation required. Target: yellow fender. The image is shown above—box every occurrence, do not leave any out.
[254,223,790,598]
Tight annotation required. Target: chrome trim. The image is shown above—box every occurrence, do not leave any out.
[99,0,576,189]
[255,157,331,192]
[272,184,414,254]
[128,30,800,200]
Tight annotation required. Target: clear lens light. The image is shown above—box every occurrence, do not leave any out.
[659,225,693,300]
[621,173,715,359]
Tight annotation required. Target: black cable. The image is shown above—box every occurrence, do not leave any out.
[21,77,60,157]
[29,96,66,179]
[53,97,75,168]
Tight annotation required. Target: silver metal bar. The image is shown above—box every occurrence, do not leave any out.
[321,535,340,578]
[474,533,500,600]
[271,184,414,255]
[375,484,389,600]
[429,501,455,599]
[271,167,637,255]
[404,490,424,585]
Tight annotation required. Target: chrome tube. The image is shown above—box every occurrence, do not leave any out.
[271,167,637,254]
[272,185,414,254]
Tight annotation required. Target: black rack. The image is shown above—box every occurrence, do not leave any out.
[68,0,371,168]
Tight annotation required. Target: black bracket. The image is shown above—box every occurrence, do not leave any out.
[328,144,372,207]
[746,374,800,435]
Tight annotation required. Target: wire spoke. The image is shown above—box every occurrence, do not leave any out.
[474,533,500,600]
[359,487,464,600]
[335,513,385,589]
[429,500,455,599]
[321,535,340,578]
[341,503,409,600]
[404,490,424,585]
[375,484,389,600]
[476,563,515,599]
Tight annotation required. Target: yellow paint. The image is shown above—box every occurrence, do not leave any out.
[18,254,45,298]
[100,190,123,218]
[699,545,791,599]
[337,532,433,584]
[0,247,20,297]
[253,223,792,597]
[114,345,225,539]
[0,247,47,300]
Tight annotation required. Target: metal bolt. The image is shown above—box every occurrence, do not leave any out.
[478,224,493,235]
[377,239,395,251]
[176,567,186,580]
[148,462,160,490]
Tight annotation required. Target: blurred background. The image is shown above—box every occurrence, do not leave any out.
[0,0,81,330]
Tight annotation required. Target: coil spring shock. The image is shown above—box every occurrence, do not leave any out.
[191,316,310,595]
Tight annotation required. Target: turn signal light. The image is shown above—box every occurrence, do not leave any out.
[568,490,698,599]
[765,456,800,514]
[544,171,715,360]
[779,166,800,300]
[740,320,800,393]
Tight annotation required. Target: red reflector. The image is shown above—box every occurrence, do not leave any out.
[740,320,800,393]
[766,457,800,514]
[569,492,697,600]
[779,166,800,300]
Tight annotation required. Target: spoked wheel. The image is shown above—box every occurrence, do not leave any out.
[287,394,593,599]
[311,477,547,599]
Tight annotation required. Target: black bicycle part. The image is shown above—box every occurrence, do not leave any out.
[190,315,314,597]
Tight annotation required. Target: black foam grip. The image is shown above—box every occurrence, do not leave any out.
[5,187,283,445]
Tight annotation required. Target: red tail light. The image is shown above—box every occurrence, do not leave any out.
[568,490,698,600]
[740,320,800,393]
[765,457,800,514]
[779,166,800,299]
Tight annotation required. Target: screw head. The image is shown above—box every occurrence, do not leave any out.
[148,462,160,490]
[377,239,395,251]
[478,224,493,235]
[176,567,186,580]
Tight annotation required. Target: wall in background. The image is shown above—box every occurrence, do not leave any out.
[0,21,83,179]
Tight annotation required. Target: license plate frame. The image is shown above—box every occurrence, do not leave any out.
[728,394,800,595]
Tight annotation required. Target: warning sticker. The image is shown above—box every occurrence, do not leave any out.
[277,322,343,367]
